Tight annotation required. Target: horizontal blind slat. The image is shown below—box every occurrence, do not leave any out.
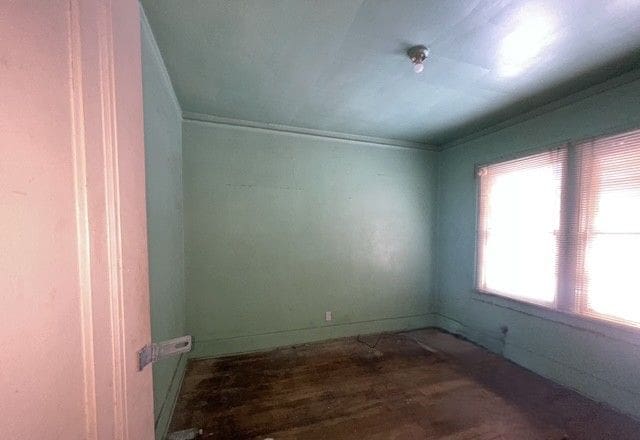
[574,128,640,327]
[477,148,566,305]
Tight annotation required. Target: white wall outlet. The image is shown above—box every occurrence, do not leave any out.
[325,311,332,322]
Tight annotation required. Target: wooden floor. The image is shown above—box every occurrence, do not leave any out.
[169,329,640,439]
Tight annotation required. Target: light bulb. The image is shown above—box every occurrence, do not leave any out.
[407,45,429,74]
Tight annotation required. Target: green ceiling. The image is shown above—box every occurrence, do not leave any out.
[141,0,640,147]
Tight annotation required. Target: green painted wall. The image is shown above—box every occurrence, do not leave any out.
[141,10,186,439]
[436,74,640,420]
[183,121,437,357]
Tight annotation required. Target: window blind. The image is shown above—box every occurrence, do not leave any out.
[476,148,566,304]
[574,129,640,327]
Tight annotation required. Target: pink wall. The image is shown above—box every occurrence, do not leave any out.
[0,1,153,438]
[0,1,86,437]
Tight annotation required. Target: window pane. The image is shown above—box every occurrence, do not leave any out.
[584,234,640,324]
[483,231,557,302]
[592,189,640,233]
[477,150,564,304]
[576,129,640,327]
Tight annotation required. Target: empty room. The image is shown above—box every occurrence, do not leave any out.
[4,1,640,439]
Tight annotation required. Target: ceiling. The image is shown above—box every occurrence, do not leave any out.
[142,0,640,147]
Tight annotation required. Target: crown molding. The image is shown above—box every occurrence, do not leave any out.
[440,68,640,151]
[182,111,437,152]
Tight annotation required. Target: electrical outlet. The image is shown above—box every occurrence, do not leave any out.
[325,311,332,322]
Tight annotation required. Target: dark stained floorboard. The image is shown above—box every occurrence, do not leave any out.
[169,329,640,439]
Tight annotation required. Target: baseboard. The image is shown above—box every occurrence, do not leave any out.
[154,354,188,440]
[434,313,640,422]
[191,313,437,359]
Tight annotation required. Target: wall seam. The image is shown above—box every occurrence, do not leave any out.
[139,3,181,114]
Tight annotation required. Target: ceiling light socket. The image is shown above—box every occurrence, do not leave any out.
[408,45,429,73]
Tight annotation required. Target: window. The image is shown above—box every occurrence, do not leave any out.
[575,131,640,326]
[477,150,565,304]
[476,128,640,328]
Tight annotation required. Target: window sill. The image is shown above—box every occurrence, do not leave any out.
[471,289,640,349]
